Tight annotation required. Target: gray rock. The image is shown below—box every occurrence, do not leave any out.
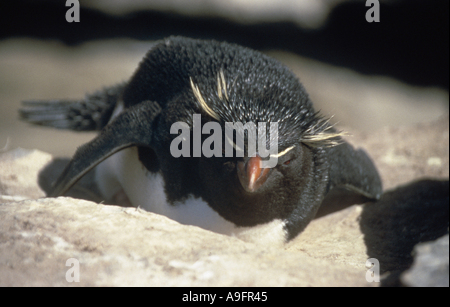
[0,197,369,286]
[0,148,50,201]
[401,235,449,287]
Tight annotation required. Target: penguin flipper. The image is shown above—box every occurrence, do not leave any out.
[327,141,383,201]
[20,83,126,131]
[48,100,161,197]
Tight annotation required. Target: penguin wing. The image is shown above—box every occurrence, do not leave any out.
[327,141,383,200]
[48,100,161,197]
[20,83,126,131]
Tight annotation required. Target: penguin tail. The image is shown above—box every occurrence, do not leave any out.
[19,83,126,131]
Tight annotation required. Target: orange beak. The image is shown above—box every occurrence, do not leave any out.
[237,155,271,193]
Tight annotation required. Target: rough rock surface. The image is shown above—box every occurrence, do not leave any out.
[0,198,369,287]
[0,116,448,286]
[401,235,449,287]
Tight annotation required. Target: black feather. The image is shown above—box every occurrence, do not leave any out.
[124,37,317,146]
[20,83,126,131]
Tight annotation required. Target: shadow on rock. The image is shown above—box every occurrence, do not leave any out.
[38,158,104,203]
[315,186,374,219]
[360,179,449,286]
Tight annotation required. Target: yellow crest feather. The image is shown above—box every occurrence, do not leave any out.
[190,77,220,120]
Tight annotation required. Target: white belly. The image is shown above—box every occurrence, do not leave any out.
[95,147,236,232]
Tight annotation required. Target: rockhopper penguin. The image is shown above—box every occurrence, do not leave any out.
[20,36,382,245]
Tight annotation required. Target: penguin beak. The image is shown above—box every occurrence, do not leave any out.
[237,155,271,193]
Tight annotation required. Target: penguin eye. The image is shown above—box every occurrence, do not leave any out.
[278,154,295,167]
